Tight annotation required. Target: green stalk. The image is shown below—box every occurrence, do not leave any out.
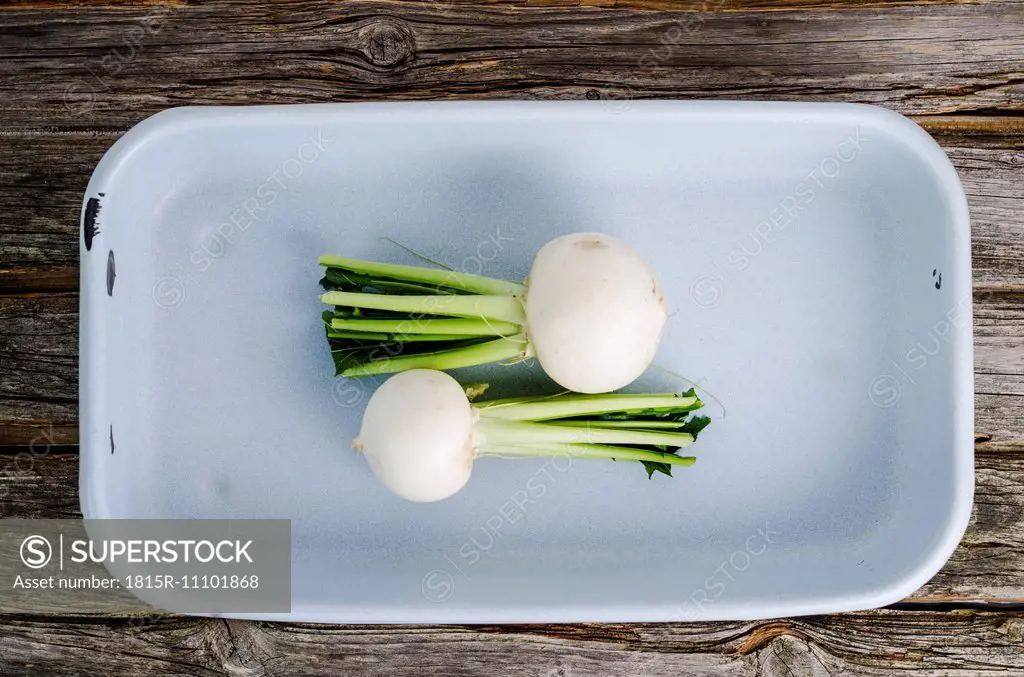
[477,443,696,467]
[341,336,527,377]
[329,332,483,342]
[330,317,521,336]
[475,393,700,422]
[320,254,525,297]
[366,280,459,295]
[544,419,686,430]
[321,291,526,325]
[326,330,391,340]
[475,418,695,449]
[391,334,481,342]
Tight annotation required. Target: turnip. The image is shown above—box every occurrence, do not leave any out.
[353,369,710,502]
[320,232,667,394]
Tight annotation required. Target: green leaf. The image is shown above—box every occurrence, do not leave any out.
[329,343,372,376]
[641,461,673,479]
[680,415,712,439]
[680,388,704,410]
[321,266,466,296]
[320,268,375,292]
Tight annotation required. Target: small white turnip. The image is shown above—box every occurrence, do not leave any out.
[321,232,668,394]
[352,369,708,503]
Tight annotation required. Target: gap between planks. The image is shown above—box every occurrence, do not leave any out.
[2,608,1024,677]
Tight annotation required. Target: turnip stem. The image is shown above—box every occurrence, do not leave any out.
[341,336,527,377]
[475,418,695,449]
[319,254,525,296]
[544,419,686,430]
[475,393,701,422]
[477,443,696,467]
[321,291,526,325]
[391,334,482,342]
[327,330,391,340]
[328,332,482,342]
[331,317,521,336]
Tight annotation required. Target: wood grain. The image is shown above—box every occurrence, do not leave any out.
[0,132,115,269]
[1,609,1024,676]
[0,0,1021,134]
[924,452,1024,602]
[0,267,78,294]
[0,0,994,11]
[0,293,77,424]
[2,449,1023,602]
[0,454,80,519]
[0,0,1022,672]
[1,122,1022,276]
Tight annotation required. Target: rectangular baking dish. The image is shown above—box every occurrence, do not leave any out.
[79,101,974,623]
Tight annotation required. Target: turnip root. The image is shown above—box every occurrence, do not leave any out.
[354,369,474,502]
[320,232,667,394]
[353,369,710,502]
[524,234,667,394]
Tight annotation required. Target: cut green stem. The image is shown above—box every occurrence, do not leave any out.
[475,418,695,449]
[477,443,696,467]
[326,330,392,340]
[544,419,687,430]
[341,336,527,377]
[320,254,524,296]
[391,334,482,342]
[475,393,701,422]
[320,253,533,377]
[330,317,521,336]
[321,291,526,325]
[328,332,482,342]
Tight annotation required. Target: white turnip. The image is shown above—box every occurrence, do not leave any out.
[353,369,710,502]
[321,232,667,393]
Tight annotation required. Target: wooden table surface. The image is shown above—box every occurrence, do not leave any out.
[1,0,1022,674]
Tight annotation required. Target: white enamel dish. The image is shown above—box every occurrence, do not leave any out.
[79,101,974,622]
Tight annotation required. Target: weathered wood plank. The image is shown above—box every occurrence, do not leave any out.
[0,1,1020,134]
[2,450,1022,602]
[920,451,1024,602]
[0,266,77,294]
[0,293,77,423]
[0,421,77,447]
[0,0,994,11]
[975,374,1024,453]
[0,0,183,8]
[918,116,1024,147]
[1,609,1024,676]
[0,2,1020,673]
[0,454,79,519]
[948,138,1024,286]
[975,290,1024,377]
[1,121,1022,279]
[0,132,115,269]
